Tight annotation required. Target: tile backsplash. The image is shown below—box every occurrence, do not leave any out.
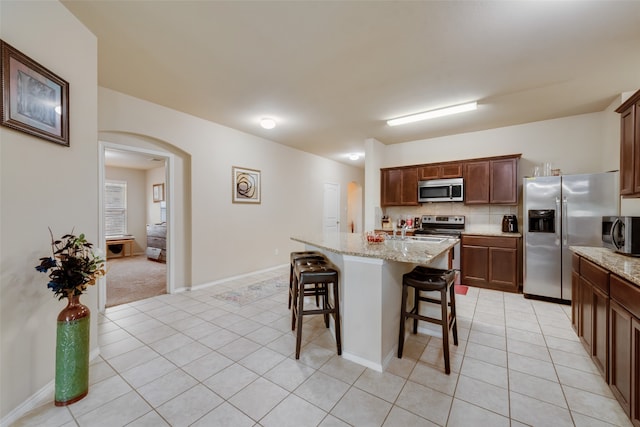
[384,203,521,232]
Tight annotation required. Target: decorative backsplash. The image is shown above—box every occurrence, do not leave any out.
[384,203,521,232]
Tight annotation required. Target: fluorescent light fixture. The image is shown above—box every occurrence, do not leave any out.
[387,101,477,127]
[260,118,276,129]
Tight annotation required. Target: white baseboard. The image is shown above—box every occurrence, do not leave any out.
[0,348,101,427]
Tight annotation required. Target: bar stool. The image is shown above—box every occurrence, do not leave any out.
[292,261,341,359]
[289,251,326,309]
[398,266,458,374]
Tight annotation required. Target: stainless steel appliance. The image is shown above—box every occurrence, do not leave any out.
[502,214,518,233]
[602,216,640,255]
[415,215,465,272]
[523,172,619,301]
[418,178,464,203]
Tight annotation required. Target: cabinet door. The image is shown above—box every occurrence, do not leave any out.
[592,285,609,379]
[401,167,418,205]
[635,101,640,195]
[418,165,440,180]
[572,270,581,333]
[441,163,463,178]
[611,300,632,416]
[464,161,490,204]
[632,317,640,426]
[620,104,635,196]
[490,158,518,204]
[461,244,489,286]
[381,169,402,206]
[580,277,593,351]
[488,247,518,292]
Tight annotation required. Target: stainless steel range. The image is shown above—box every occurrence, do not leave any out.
[414,215,464,272]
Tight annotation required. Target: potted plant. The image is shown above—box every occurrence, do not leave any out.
[35,230,105,406]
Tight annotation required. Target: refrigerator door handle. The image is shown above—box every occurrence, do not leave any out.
[562,196,568,245]
[555,197,561,245]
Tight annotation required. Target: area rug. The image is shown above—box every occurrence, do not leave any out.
[214,277,288,306]
[106,255,166,307]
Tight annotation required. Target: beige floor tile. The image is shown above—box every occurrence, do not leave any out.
[508,352,558,381]
[136,368,198,407]
[319,355,366,384]
[464,341,508,368]
[510,390,574,427]
[244,325,285,345]
[105,346,159,373]
[382,406,438,427]
[409,361,459,396]
[148,332,194,355]
[454,374,509,416]
[353,368,406,403]
[163,340,213,366]
[563,384,633,426]
[119,356,176,388]
[506,326,547,346]
[545,334,588,353]
[467,329,507,350]
[202,363,259,399]
[216,336,261,361]
[100,335,145,359]
[155,384,223,427]
[385,355,417,378]
[509,369,566,408]
[460,356,508,389]
[124,410,170,426]
[88,358,117,385]
[294,371,350,412]
[134,324,178,345]
[549,347,601,375]
[446,398,510,427]
[228,377,288,421]
[395,380,453,425]
[555,364,613,398]
[296,343,336,369]
[238,346,287,375]
[263,357,316,391]
[181,350,233,381]
[318,414,351,427]
[571,411,630,427]
[190,401,255,427]
[261,393,327,427]
[11,404,74,427]
[506,338,552,362]
[68,374,132,417]
[199,328,241,350]
[331,387,392,426]
[75,390,151,427]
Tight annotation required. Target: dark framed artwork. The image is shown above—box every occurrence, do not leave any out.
[153,183,165,202]
[232,166,261,204]
[0,40,69,146]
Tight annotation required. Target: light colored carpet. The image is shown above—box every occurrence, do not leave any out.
[106,255,166,307]
[214,277,288,306]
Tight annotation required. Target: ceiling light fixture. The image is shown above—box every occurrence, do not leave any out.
[260,118,276,129]
[387,101,478,127]
[349,153,360,161]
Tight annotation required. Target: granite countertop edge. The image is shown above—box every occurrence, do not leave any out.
[291,232,458,265]
[570,246,640,287]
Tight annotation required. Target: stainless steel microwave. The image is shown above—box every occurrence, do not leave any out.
[602,216,640,256]
[418,178,464,203]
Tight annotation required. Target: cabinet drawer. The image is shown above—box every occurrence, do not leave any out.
[611,274,640,319]
[580,258,609,294]
[462,235,517,249]
[572,253,581,273]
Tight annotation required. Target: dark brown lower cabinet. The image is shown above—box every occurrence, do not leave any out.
[610,299,631,416]
[461,235,520,292]
[632,318,640,426]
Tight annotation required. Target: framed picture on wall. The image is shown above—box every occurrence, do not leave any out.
[153,183,164,202]
[232,166,261,204]
[0,40,69,146]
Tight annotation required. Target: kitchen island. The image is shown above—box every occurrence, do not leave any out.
[291,232,458,371]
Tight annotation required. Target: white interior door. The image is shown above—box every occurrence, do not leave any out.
[323,183,340,233]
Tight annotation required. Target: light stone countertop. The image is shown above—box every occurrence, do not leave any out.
[570,246,640,287]
[462,225,522,238]
[291,232,458,265]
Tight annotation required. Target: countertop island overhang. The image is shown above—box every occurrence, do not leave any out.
[291,232,458,371]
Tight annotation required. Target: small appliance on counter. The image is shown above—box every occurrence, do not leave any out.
[501,215,518,233]
[602,216,640,256]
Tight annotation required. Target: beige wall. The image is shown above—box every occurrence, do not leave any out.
[0,0,98,420]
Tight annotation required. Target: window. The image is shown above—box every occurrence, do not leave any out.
[105,180,127,236]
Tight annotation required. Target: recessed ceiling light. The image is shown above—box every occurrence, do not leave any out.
[349,153,360,161]
[260,118,276,129]
[387,101,477,127]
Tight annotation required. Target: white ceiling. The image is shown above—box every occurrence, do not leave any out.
[62,1,640,168]
[105,149,165,170]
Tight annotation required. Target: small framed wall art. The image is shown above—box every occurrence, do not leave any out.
[0,40,69,146]
[232,166,261,204]
[153,183,164,202]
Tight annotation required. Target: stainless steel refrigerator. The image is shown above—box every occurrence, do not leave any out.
[523,172,619,301]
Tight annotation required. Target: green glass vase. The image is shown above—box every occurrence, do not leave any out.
[54,294,90,406]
